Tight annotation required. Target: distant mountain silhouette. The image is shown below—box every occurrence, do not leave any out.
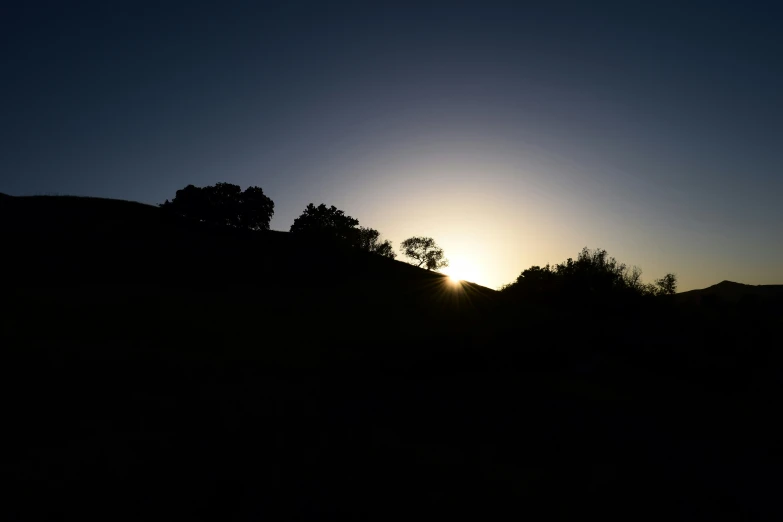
[675,280,783,305]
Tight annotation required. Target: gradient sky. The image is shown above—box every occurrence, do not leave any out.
[2,1,781,290]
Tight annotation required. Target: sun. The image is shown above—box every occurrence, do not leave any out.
[444,259,485,286]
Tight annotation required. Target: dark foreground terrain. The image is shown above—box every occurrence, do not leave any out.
[3,194,782,520]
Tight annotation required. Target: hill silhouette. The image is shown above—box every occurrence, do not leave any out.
[2,194,496,368]
[675,280,783,305]
[4,194,782,521]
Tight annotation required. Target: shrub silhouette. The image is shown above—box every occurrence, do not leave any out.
[161,182,274,230]
[400,236,449,270]
[501,247,676,301]
[356,226,396,259]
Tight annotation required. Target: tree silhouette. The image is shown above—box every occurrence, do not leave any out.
[499,264,559,297]
[289,204,398,259]
[356,227,396,259]
[400,236,449,270]
[652,273,678,296]
[555,247,630,296]
[501,247,677,299]
[161,182,274,230]
[236,185,275,230]
[290,203,360,245]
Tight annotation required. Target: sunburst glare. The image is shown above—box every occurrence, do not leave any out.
[444,259,485,286]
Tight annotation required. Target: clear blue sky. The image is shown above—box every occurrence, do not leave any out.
[2,1,781,290]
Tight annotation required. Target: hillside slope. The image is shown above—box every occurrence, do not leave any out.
[2,194,496,367]
[4,194,782,521]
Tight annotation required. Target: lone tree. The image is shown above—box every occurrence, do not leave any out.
[356,227,396,259]
[400,236,449,271]
[290,203,360,245]
[161,182,274,230]
[651,273,678,296]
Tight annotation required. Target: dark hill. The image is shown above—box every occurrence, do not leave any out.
[4,194,782,521]
[2,194,496,368]
[675,280,783,305]
[1,193,492,290]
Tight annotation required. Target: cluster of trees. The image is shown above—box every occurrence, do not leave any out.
[289,203,396,258]
[287,203,448,269]
[162,183,448,269]
[501,247,677,300]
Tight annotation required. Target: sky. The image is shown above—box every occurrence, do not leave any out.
[1,1,781,290]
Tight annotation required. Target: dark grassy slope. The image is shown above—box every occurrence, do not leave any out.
[2,194,496,367]
[3,194,782,521]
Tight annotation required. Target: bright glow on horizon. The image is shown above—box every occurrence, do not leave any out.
[444,258,487,286]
